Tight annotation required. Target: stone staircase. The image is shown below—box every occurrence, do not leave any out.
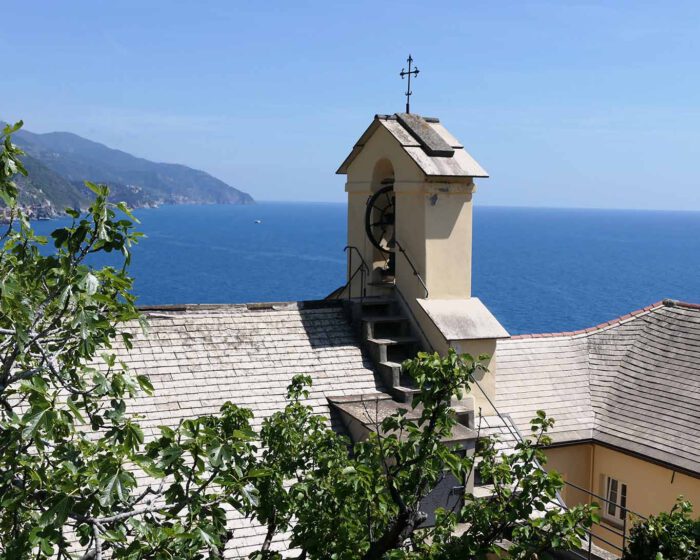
[345,292,477,428]
[346,295,422,404]
[344,296,605,559]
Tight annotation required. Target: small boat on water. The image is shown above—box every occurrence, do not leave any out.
[254,220,262,224]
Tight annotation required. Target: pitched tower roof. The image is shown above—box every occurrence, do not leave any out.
[337,113,489,179]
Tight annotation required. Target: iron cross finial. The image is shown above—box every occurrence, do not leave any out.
[400,54,419,114]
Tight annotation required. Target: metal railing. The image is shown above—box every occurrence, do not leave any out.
[330,245,369,300]
[562,480,646,559]
[471,378,646,559]
[394,239,429,298]
[331,242,428,300]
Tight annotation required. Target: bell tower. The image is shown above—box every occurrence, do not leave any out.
[338,112,491,301]
[337,112,509,413]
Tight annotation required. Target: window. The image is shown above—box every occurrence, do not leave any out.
[604,476,628,521]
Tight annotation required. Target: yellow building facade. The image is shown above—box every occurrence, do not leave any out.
[547,443,700,552]
[497,300,700,555]
[337,111,700,557]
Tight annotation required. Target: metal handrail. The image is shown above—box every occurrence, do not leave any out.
[343,245,370,300]
[472,379,567,509]
[344,245,370,273]
[564,479,646,522]
[327,265,365,301]
[557,488,643,558]
[394,239,429,298]
[471,378,645,558]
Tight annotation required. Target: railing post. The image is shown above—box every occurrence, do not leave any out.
[622,508,627,554]
[349,249,353,299]
[361,264,366,299]
[588,528,592,559]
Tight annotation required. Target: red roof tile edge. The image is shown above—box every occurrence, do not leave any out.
[510,299,700,340]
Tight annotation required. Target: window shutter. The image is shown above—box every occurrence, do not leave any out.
[619,483,628,520]
[606,477,619,517]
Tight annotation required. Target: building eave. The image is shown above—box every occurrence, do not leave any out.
[337,113,489,178]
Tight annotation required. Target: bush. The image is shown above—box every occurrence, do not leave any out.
[623,498,700,560]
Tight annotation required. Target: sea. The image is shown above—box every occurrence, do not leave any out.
[31,203,700,335]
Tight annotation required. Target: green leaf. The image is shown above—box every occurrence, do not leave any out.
[21,407,49,439]
[197,527,218,548]
[136,374,154,395]
[209,444,230,468]
[39,539,54,556]
[84,181,106,196]
[39,495,73,528]
[116,201,139,222]
[100,470,132,507]
[160,445,183,467]
[66,397,85,423]
[82,272,99,295]
[247,468,271,478]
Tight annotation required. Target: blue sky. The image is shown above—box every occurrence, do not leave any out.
[3,1,700,209]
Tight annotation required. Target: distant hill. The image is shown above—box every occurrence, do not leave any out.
[5,124,254,217]
[15,154,90,212]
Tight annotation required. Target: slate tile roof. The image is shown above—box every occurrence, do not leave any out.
[103,297,700,556]
[477,414,522,456]
[496,300,700,475]
[111,300,384,558]
[336,113,489,178]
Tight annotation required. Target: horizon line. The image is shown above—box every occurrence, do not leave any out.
[250,199,700,214]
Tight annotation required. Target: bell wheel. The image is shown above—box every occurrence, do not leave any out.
[364,185,396,254]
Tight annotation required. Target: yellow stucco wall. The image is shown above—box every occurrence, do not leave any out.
[345,124,425,297]
[545,444,594,507]
[344,124,424,185]
[343,119,498,411]
[424,185,473,299]
[590,444,700,515]
[394,186,427,303]
[545,443,700,553]
[453,338,497,416]
[345,190,371,298]
[343,123,476,303]
[400,303,496,415]
[393,179,475,305]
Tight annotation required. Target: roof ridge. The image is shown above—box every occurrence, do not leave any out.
[671,299,700,311]
[138,299,343,314]
[375,113,441,123]
[510,300,673,340]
